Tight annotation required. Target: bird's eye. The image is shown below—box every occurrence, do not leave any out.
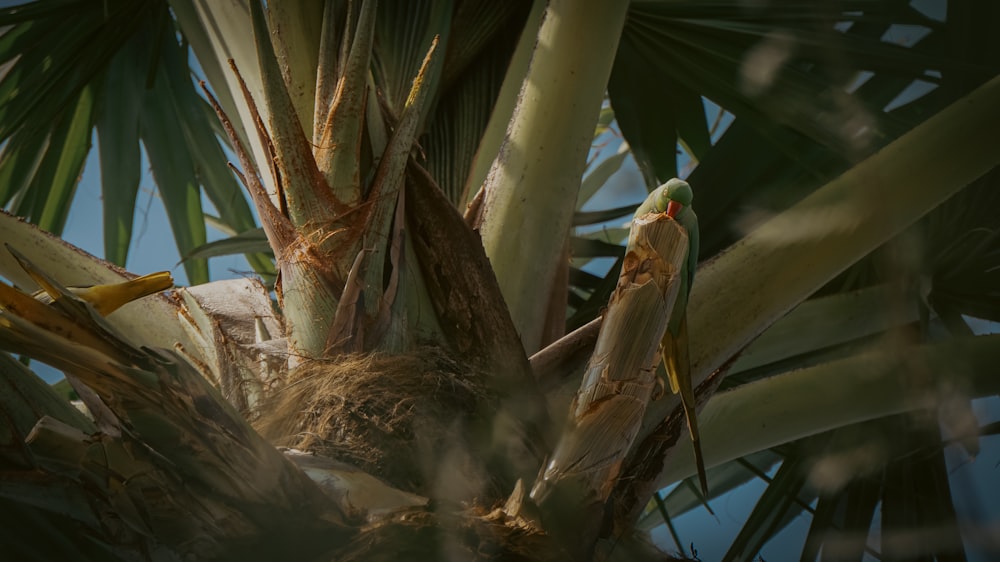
[655,187,671,213]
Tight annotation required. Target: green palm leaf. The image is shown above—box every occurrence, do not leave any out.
[0,0,266,283]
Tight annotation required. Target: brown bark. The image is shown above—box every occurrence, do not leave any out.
[529,214,688,556]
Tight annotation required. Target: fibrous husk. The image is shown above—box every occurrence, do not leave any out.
[324,507,691,562]
[256,347,499,499]
[326,509,561,562]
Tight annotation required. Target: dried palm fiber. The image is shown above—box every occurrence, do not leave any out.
[257,347,500,497]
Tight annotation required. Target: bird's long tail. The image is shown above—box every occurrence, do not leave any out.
[662,315,713,513]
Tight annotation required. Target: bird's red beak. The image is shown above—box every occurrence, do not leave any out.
[665,200,683,219]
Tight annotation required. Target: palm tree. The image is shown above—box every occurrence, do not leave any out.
[1,0,999,560]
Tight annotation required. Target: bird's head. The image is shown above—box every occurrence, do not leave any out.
[659,178,693,219]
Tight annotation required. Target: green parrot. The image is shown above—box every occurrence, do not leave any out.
[635,178,708,497]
